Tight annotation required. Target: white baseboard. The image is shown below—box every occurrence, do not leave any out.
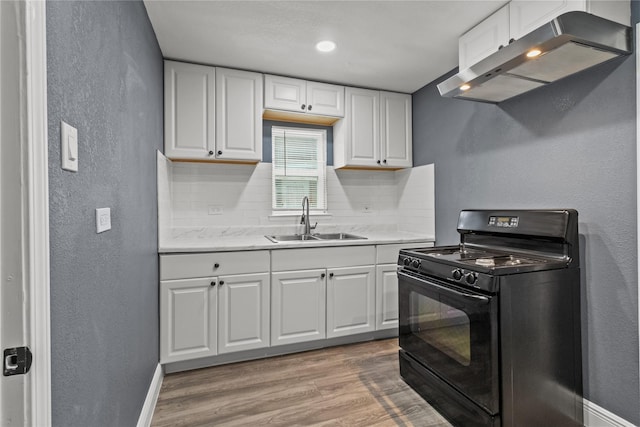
[584,399,637,427]
[137,364,164,427]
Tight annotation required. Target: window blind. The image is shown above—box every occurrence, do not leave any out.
[272,127,327,211]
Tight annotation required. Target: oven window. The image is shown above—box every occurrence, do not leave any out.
[410,291,470,366]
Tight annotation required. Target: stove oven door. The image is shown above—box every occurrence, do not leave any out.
[398,270,499,415]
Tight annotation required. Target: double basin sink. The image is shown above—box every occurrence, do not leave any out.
[265,232,367,243]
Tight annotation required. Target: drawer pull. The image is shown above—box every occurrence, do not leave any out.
[214,263,220,269]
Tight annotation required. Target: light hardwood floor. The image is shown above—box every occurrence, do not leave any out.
[151,338,453,426]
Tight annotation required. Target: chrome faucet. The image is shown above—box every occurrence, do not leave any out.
[301,196,317,236]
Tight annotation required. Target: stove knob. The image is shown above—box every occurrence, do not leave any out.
[452,269,463,281]
[411,259,421,268]
[465,272,477,285]
[403,257,411,266]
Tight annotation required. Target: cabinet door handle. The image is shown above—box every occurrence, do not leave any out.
[210,281,216,287]
[509,38,515,44]
[301,104,306,110]
[217,150,222,156]
[382,159,387,164]
[376,160,381,165]
[219,280,225,286]
[308,105,312,111]
[208,150,214,155]
[320,273,326,279]
[214,263,220,269]
[329,272,334,278]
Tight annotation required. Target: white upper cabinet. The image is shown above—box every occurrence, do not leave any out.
[459,5,510,71]
[215,67,263,162]
[164,61,263,162]
[459,0,630,70]
[334,87,412,169]
[264,74,344,117]
[164,61,216,160]
[380,91,412,169]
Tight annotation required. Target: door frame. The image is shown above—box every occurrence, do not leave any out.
[23,1,51,425]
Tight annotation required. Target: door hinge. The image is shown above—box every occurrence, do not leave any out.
[3,346,32,376]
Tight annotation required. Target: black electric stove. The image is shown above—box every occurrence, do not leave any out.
[398,209,582,427]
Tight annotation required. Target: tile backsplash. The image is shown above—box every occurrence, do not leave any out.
[157,152,434,243]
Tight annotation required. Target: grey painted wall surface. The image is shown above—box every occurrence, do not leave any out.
[412,23,639,426]
[47,1,163,426]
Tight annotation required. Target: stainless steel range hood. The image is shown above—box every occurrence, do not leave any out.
[437,11,632,103]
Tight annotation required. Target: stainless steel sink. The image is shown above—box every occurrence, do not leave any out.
[265,234,321,243]
[265,233,367,243]
[312,233,367,241]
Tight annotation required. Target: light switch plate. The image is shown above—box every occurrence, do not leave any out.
[61,121,78,172]
[96,208,111,233]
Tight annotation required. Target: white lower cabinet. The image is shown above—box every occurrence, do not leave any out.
[326,266,376,338]
[160,278,218,363]
[376,264,399,330]
[160,251,270,364]
[160,242,434,367]
[271,269,326,346]
[218,272,270,354]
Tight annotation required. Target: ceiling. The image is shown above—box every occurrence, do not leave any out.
[143,0,510,94]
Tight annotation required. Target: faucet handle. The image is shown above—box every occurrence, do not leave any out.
[311,222,317,230]
[300,214,306,225]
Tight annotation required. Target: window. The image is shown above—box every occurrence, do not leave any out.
[272,126,327,212]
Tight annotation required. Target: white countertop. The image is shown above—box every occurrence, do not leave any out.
[159,228,435,253]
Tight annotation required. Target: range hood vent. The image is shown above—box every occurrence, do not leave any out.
[437,11,632,103]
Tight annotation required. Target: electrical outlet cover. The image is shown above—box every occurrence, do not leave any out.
[96,208,111,233]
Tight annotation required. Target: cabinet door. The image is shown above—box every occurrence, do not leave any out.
[264,75,307,113]
[327,265,375,338]
[342,87,380,167]
[164,61,216,160]
[306,81,345,117]
[380,91,412,169]
[509,0,585,40]
[218,272,270,354]
[458,4,510,70]
[376,264,399,330]
[215,68,263,161]
[160,278,217,363]
[271,269,326,346]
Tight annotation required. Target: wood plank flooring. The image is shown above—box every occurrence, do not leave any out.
[151,338,453,427]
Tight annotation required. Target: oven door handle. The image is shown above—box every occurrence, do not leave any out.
[398,270,491,304]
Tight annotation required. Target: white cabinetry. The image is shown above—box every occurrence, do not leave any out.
[164,61,216,159]
[271,269,326,346]
[459,5,510,71]
[271,246,376,345]
[160,251,270,363]
[163,61,263,162]
[264,74,344,117]
[510,0,629,40]
[326,265,375,338]
[216,67,263,161]
[334,87,412,169]
[160,278,218,362]
[374,243,434,330]
[459,1,630,70]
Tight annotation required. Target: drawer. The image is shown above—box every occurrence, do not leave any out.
[160,251,270,280]
[376,242,434,264]
[271,246,375,271]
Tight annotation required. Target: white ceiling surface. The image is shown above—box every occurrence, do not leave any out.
[144,1,510,94]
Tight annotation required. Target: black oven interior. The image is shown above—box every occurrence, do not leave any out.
[398,209,582,427]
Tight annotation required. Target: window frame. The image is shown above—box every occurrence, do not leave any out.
[271,125,328,215]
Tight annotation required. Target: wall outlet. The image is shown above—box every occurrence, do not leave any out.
[96,208,111,233]
[208,205,223,215]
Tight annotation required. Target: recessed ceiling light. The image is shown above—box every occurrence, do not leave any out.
[316,40,336,53]
[460,84,471,91]
[526,49,542,58]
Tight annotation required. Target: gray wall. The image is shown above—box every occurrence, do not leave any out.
[412,15,639,426]
[47,1,163,426]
